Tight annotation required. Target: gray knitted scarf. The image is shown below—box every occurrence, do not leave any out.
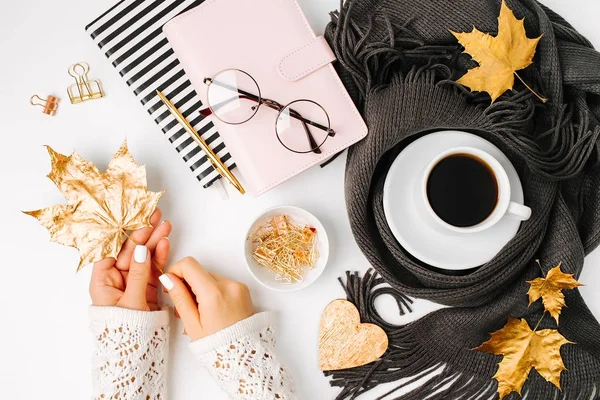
[323,0,600,399]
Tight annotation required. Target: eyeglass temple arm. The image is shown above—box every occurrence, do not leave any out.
[288,108,321,154]
[202,79,335,136]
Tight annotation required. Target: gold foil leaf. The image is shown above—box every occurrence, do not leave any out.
[476,318,573,400]
[527,263,583,324]
[24,141,164,271]
[451,0,544,102]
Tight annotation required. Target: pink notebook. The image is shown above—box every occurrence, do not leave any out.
[163,0,368,196]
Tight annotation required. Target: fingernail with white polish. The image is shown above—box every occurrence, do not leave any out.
[134,245,148,263]
[159,274,174,290]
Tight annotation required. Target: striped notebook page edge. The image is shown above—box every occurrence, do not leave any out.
[86,0,235,189]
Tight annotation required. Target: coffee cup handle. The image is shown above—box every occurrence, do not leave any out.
[507,202,532,221]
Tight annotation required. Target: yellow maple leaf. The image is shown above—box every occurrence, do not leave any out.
[24,141,164,271]
[451,0,543,102]
[476,318,572,400]
[527,264,583,324]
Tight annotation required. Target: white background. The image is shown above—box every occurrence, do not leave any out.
[1,0,599,399]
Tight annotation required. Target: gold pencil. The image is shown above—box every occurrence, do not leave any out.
[156,90,245,195]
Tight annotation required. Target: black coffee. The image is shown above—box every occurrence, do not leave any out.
[426,154,498,227]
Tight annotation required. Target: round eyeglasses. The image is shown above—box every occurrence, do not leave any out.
[200,69,336,154]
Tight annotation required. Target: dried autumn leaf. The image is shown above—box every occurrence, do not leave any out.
[527,264,583,324]
[451,0,543,102]
[24,141,164,271]
[476,318,572,400]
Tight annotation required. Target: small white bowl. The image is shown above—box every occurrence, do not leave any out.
[244,205,329,292]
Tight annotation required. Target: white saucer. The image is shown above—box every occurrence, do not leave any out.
[382,130,524,270]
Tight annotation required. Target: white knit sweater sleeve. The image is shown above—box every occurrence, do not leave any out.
[189,312,297,400]
[89,306,170,400]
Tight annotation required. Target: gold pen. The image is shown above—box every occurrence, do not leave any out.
[156,90,245,195]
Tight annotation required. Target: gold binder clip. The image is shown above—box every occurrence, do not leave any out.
[67,62,104,104]
[30,94,60,116]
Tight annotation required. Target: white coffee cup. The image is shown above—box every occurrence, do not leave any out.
[421,147,531,234]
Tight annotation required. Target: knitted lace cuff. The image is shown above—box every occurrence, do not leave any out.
[190,312,297,399]
[89,306,170,400]
[189,311,274,355]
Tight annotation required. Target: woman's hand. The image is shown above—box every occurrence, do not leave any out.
[159,257,255,340]
[90,209,172,311]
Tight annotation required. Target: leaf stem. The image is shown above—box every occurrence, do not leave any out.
[122,230,165,274]
[532,261,547,333]
[514,72,547,103]
[533,312,546,332]
[535,259,545,274]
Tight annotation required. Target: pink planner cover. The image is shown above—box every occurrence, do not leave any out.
[163,0,368,196]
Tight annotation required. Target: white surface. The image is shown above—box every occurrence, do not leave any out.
[1,0,599,399]
[383,131,525,270]
[245,206,330,292]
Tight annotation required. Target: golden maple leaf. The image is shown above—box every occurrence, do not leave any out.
[24,141,164,271]
[451,0,543,102]
[476,318,572,400]
[527,264,583,324]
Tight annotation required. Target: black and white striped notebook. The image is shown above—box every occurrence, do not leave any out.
[86,0,235,188]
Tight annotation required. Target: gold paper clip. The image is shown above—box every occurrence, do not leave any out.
[30,94,60,116]
[67,62,104,104]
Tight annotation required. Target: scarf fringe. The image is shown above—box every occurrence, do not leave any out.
[326,0,600,181]
[328,5,459,106]
[325,270,600,400]
[485,98,600,180]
